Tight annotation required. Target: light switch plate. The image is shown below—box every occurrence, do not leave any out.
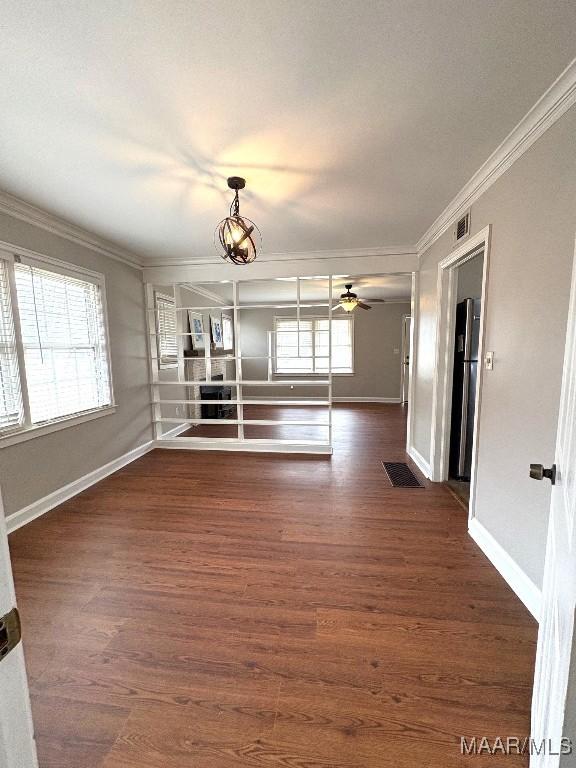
[485,351,494,370]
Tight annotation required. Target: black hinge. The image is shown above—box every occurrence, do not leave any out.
[0,607,22,661]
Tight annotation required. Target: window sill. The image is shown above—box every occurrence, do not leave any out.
[273,372,355,378]
[0,405,117,449]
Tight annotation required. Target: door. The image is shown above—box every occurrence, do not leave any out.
[401,315,411,404]
[0,489,38,768]
[531,241,576,766]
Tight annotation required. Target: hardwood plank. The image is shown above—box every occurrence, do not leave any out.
[9,404,536,767]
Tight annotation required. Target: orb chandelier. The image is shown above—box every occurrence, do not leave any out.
[215,176,261,265]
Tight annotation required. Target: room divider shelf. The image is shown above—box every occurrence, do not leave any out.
[145,277,334,453]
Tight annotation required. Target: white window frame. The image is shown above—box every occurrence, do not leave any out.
[0,244,116,448]
[273,314,355,376]
[154,291,179,369]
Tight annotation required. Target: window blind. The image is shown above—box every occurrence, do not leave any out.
[275,316,353,374]
[155,294,178,366]
[0,260,23,430]
[14,262,112,424]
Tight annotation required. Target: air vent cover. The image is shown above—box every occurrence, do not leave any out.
[454,210,470,242]
[382,462,424,488]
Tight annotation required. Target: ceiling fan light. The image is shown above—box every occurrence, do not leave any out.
[340,299,358,312]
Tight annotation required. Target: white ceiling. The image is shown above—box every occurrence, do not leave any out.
[1,1,575,263]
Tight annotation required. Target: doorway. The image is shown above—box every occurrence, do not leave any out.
[447,253,484,505]
[400,314,411,405]
[429,225,490,522]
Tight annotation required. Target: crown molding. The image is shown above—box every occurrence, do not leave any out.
[417,57,576,255]
[142,245,417,269]
[181,282,229,303]
[0,189,144,269]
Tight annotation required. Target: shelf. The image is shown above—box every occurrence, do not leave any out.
[154,380,330,386]
[156,399,331,406]
[156,418,330,426]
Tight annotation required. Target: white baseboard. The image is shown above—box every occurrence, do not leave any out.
[332,397,401,403]
[6,439,154,534]
[468,518,542,621]
[157,422,190,440]
[156,438,332,454]
[407,444,431,479]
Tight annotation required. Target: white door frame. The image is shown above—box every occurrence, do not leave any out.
[405,271,419,454]
[429,225,491,516]
[400,313,412,404]
[0,487,38,767]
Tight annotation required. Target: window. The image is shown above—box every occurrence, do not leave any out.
[0,250,114,441]
[274,316,353,374]
[0,261,23,430]
[155,292,178,368]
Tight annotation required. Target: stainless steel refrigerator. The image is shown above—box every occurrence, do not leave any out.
[449,298,481,481]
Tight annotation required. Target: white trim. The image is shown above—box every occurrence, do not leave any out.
[143,255,419,285]
[405,272,418,453]
[407,445,431,479]
[155,438,332,454]
[429,227,490,509]
[417,57,576,254]
[182,282,230,304]
[0,405,117,448]
[469,518,541,621]
[142,246,417,269]
[5,439,154,533]
[332,397,401,403]
[0,190,143,269]
[158,422,190,439]
[0,241,105,283]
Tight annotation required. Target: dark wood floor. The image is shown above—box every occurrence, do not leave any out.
[9,404,536,767]
[181,404,331,441]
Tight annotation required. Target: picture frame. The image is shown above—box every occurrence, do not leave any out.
[187,310,205,351]
[210,313,224,350]
[222,314,234,352]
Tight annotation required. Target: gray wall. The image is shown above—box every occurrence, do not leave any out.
[0,212,152,518]
[412,105,576,589]
[457,253,484,301]
[240,302,410,400]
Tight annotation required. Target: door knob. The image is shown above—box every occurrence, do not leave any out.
[529,463,556,485]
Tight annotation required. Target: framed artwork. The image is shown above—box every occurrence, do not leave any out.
[222,314,234,351]
[210,314,224,349]
[188,310,205,351]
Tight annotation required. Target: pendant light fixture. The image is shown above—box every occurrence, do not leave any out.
[215,177,261,264]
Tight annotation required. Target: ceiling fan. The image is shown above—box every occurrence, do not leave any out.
[332,283,373,312]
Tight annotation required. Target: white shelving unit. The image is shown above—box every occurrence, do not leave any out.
[145,277,333,454]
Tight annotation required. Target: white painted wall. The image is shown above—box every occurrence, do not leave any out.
[412,105,576,590]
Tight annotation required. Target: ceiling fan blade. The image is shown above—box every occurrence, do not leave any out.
[331,304,343,311]
[357,301,372,310]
